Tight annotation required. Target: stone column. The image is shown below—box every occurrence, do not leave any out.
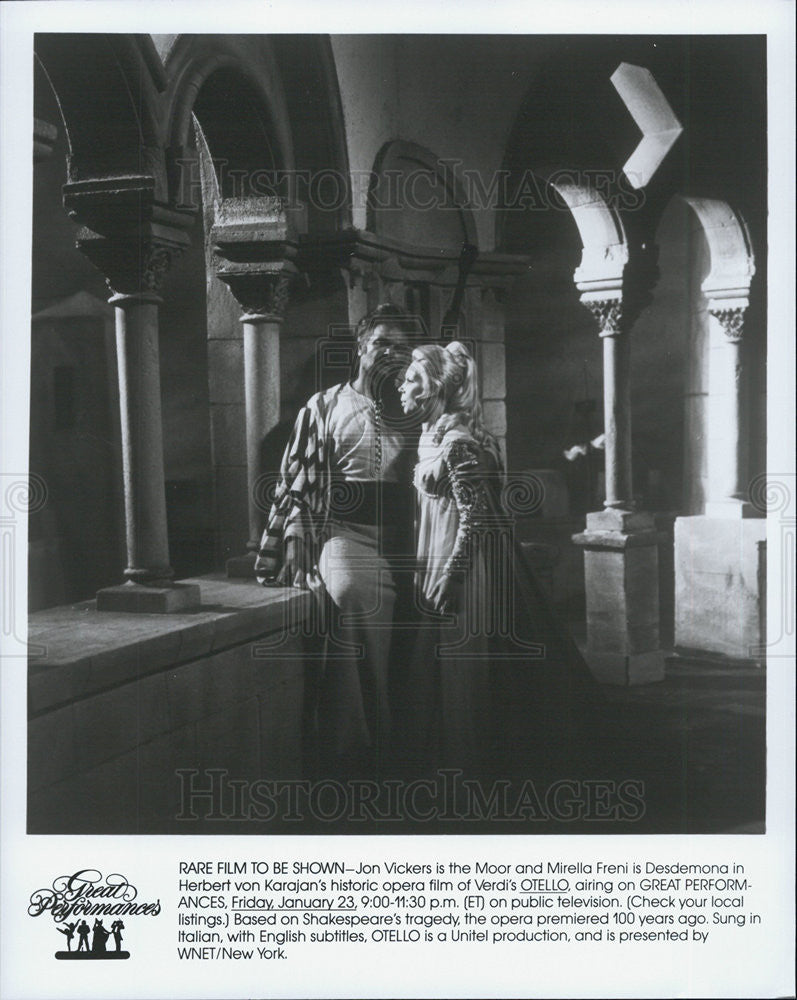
[572,290,664,685]
[63,178,201,611]
[674,292,766,659]
[209,194,298,578]
[587,297,633,510]
[221,269,294,577]
[110,289,172,584]
[704,298,753,517]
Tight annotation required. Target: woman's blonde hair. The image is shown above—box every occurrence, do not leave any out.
[411,341,497,454]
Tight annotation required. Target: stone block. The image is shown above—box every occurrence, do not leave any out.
[521,469,569,519]
[482,399,506,437]
[96,581,201,613]
[87,629,182,688]
[28,659,89,716]
[584,550,626,613]
[226,552,257,578]
[196,698,261,780]
[29,751,140,834]
[28,704,76,791]
[479,342,506,400]
[575,520,662,684]
[211,403,246,467]
[585,508,655,532]
[136,725,197,829]
[585,650,665,686]
[214,467,248,550]
[479,289,506,342]
[73,673,171,771]
[208,339,244,404]
[674,514,766,659]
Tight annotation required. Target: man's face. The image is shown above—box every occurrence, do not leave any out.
[358,323,410,380]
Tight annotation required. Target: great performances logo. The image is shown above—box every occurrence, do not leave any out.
[28,868,161,960]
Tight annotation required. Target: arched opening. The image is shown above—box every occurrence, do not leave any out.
[368,140,477,250]
[163,37,351,566]
[34,33,166,190]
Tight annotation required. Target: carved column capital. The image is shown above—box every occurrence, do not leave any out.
[708,303,746,342]
[210,196,299,322]
[64,176,193,298]
[76,233,189,299]
[216,263,298,322]
[583,296,623,337]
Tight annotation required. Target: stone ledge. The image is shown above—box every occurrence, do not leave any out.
[28,576,313,716]
[572,528,664,550]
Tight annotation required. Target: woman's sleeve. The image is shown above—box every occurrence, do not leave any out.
[442,437,492,578]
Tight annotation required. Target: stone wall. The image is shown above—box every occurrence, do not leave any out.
[27,578,312,834]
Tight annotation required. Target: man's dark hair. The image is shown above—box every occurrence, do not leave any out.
[354,302,418,345]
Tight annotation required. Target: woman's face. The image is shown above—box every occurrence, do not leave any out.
[398,361,427,414]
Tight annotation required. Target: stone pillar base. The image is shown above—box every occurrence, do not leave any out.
[573,512,665,685]
[226,552,257,579]
[674,514,766,660]
[703,498,759,519]
[96,581,201,613]
[583,650,666,687]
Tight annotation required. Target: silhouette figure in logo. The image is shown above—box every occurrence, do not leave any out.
[91,919,110,953]
[57,922,77,951]
[111,920,125,952]
[77,920,91,952]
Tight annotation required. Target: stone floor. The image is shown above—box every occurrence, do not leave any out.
[289,649,767,837]
[205,649,766,837]
[584,654,766,835]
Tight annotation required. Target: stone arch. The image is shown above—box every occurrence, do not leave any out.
[269,35,352,232]
[548,180,628,292]
[661,196,760,513]
[164,35,351,230]
[367,139,478,249]
[164,36,295,206]
[680,198,755,302]
[33,34,167,194]
[500,172,628,506]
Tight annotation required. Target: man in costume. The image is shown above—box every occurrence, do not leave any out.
[255,303,417,777]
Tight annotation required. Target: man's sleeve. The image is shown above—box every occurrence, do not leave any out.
[254,396,324,584]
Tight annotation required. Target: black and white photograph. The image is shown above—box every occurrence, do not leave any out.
[23,28,772,834]
[1,2,794,998]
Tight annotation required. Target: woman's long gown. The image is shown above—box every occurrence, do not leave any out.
[403,420,597,777]
[405,423,499,771]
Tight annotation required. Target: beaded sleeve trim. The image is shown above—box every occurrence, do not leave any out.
[442,438,491,578]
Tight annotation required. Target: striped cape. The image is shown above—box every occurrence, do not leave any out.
[255,384,345,585]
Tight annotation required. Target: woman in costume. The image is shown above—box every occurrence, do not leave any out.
[398,341,503,770]
[398,341,596,776]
